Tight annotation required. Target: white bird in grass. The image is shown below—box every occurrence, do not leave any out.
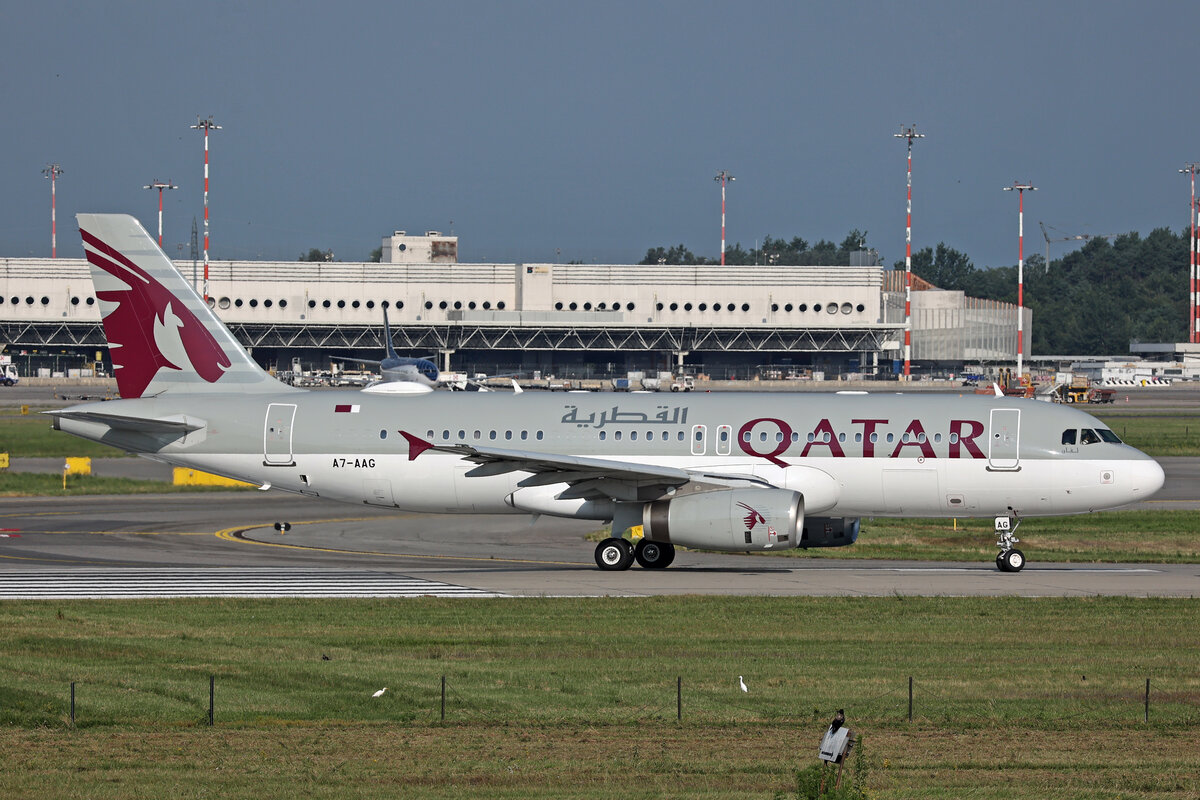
[739,676,748,692]
[372,687,387,698]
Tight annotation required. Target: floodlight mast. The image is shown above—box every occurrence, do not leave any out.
[1003,181,1037,380]
[1181,164,1200,343]
[714,170,735,266]
[42,164,64,258]
[190,116,221,301]
[894,126,924,380]
[142,180,178,248]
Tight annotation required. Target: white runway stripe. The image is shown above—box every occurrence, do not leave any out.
[0,569,506,599]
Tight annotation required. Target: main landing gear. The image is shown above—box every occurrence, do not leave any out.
[594,538,676,571]
[994,513,1025,573]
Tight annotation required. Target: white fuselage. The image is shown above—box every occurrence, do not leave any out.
[54,389,1164,521]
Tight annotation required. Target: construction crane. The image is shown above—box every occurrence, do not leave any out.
[1039,222,1120,267]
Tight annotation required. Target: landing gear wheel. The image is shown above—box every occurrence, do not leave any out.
[999,548,1026,573]
[595,537,634,571]
[634,540,675,569]
[273,521,292,532]
[994,513,1023,572]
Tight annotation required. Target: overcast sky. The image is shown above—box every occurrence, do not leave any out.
[2,1,1198,268]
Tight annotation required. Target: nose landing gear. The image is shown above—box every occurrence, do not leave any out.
[994,513,1025,572]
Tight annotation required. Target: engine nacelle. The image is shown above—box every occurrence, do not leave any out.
[642,488,802,552]
[798,517,860,548]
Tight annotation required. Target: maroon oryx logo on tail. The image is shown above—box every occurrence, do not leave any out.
[82,229,230,398]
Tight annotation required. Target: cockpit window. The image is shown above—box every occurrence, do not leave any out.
[1061,429,1077,445]
[1097,428,1122,443]
[1080,429,1100,445]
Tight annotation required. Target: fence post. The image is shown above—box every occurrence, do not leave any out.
[441,675,446,721]
[208,675,214,726]
[908,676,913,722]
[1144,678,1150,723]
[677,676,682,722]
[70,682,75,727]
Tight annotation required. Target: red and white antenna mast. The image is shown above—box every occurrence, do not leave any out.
[1003,181,1037,380]
[42,163,64,258]
[190,116,221,301]
[713,170,735,266]
[1181,163,1200,343]
[142,179,178,248]
[894,126,924,380]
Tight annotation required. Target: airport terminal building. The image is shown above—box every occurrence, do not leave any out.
[1,245,1029,379]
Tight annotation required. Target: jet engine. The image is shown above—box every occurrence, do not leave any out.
[641,488,802,552]
[799,517,860,548]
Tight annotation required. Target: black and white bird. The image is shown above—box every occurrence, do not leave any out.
[829,708,845,733]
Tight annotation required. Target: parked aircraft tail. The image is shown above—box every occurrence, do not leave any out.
[382,306,401,362]
[77,213,288,398]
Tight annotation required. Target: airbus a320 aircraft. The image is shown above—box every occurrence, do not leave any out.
[52,215,1165,572]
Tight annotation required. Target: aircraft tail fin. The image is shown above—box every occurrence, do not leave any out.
[77,213,289,398]
[382,306,401,362]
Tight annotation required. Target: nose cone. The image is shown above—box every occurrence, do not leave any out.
[1128,456,1165,499]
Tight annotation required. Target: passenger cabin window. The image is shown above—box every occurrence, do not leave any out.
[1062,429,1077,445]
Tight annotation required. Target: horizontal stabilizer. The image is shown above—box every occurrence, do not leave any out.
[45,409,204,434]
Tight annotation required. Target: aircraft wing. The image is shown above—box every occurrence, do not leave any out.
[399,431,771,502]
[45,409,205,434]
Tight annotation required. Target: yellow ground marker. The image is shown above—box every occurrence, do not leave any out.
[173,468,255,488]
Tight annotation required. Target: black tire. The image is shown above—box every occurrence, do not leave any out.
[1001,548,1025,573]
[995,553,1006,571]
[634,540,675,569]
[595,537,634,571]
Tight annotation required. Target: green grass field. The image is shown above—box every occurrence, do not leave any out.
[1092,412,1200,456]
[0,597,1196,798]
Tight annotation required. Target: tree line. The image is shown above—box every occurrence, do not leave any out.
[639,230,870,267]
[640,227,1191,354]
[899,229,1187,354]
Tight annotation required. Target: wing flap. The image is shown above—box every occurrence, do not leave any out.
[401,430,693,501]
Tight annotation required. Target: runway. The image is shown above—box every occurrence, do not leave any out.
[1,493,1197,598]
